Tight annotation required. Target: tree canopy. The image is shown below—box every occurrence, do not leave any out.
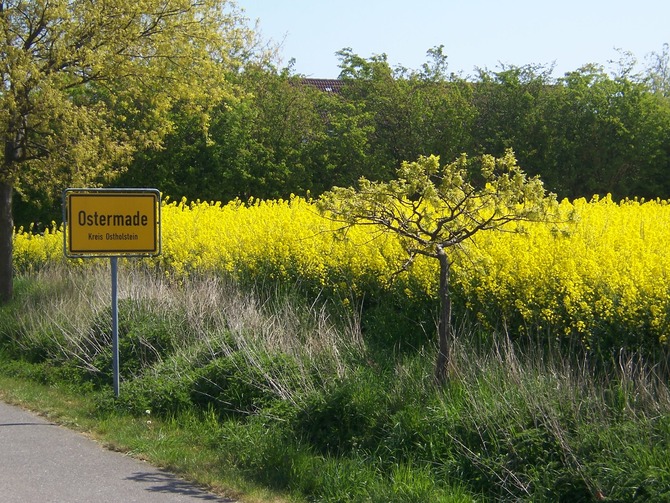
[5,30,670,303]
[0,0,258,302]
[122,45,670,209]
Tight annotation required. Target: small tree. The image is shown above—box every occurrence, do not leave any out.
[319,149,554,382]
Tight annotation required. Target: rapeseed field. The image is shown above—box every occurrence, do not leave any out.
[13,194,670,351]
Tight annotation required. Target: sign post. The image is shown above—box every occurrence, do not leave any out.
[63,188,161,397]
[111,256,119,397]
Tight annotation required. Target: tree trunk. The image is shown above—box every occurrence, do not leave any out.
[434,246,452,384]
[0,180,13,304]
[2,110,26,304]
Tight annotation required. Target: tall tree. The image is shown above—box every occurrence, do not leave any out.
[469,64,554,171]
[0,0,255,303]
[319,150,554,382]
[645,43,670,98]
[535,65,670,199]
[336,47,476,180]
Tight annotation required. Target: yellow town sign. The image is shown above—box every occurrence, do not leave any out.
[63,188,161,257]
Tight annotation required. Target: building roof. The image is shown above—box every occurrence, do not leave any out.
[300,78,345,93]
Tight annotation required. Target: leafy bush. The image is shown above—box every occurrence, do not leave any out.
[83,299,183,381]
[113,368,194,417]
[190,351,297,418]
[295,379,386,456]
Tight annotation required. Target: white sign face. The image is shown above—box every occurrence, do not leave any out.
[64,189,161,257]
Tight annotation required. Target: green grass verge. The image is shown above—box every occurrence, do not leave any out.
[1,265,670,502]
[0,371,295,503]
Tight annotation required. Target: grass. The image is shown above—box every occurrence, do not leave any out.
[1,263,670,502]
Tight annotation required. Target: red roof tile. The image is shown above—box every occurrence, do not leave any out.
[300,78,345,93]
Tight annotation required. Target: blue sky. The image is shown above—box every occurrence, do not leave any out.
[237,0,669,79]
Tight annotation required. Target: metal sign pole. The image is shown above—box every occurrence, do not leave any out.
[111,256,120,398]
[63,187,162,399]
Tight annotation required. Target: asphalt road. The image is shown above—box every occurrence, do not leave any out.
[0,400,235,503]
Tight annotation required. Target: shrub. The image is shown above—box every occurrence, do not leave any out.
[83,299,183,381]
[191,351,300,418]
[107,356,196,416]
